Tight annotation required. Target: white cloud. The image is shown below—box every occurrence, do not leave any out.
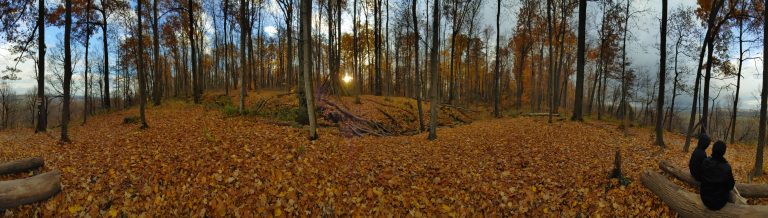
[264,26,278,37]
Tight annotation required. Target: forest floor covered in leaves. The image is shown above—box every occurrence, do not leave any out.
[2,92,768,217]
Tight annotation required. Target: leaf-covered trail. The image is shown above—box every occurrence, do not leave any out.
[1,101,767,216]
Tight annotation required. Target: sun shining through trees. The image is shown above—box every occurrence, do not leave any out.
[1,0,768,216]
[342,74,353,84]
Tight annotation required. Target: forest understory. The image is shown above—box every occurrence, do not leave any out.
[1,91,768,217]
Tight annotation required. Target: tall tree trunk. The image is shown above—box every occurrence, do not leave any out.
[327,0,336,94]
[655,0,667,147]
[300,0,317,140]
[572,0,586,121]
[547,0,554,123]
[700,36,715,135]
[413,0,425,132]
[248,1,256,90]
[353,0,361,103]
[428,0,441,140]
[385,0,391,98]
[373,0,382,96]
[138,0,149,129]
[101,0,110,110]
[61,0,73,142]
[619,0,630,135]
[239,0,248,113]
[35,0,46,133]
[212,1,220,91]
[448,3,457,104]
[493,0,501,118]
[188,0,200,104]
[83,0,91,124]
[753,0,768,177]
[224,0,230,95]
[684,0,724,151]
[152,0,161,105]
[668,40,680,132]
[731,5,745,144]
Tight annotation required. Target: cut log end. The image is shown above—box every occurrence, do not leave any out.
[0,170,61,209]
[0,157,44,175]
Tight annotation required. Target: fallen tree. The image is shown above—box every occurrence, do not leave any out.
[523,113,560,117]
[659,160,768,198]
[641,170,768,217]
[0,157,44,175]
[319,98,394,137]
[0,170,62,209]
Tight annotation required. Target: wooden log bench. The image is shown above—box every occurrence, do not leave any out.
[658,160,768,198]
[0,157,44,175]
[0,170,61,209]
[641,170,768,217]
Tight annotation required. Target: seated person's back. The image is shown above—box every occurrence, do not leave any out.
[689,134,711,181]
[699,141,735,210]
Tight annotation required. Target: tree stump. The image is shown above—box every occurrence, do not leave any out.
[641,170,768,217]
[611,150,622,179]
[0,170,61,209]
[0,157,44,175]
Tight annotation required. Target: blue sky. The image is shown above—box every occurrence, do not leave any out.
[1,0,764,110]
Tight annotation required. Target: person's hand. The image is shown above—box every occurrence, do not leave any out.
[699,133,710,144]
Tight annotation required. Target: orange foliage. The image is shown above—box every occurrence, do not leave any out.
[2,97,768,216]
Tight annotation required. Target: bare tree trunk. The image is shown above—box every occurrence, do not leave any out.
[684,0,723,151]
[668,37,681,132]
[655,0,667,147]
[101,0,110,110]
[188,0,200,104]
[753,0,768,177]
[239,0,248,113]
[61,0,73,142]
[152,0,161,106]
[493,0,501,118]
[619,0,630,135]
[428,0,441,140]
[35,0,46,133]
[83,0,91,125]
[373,0,382,96]
[224,0,230,95]
[701,37,715,134]
[300,0,317,140]
[413,0,425,132]
[353,0,361,103]
[546,0,554,123]
[731,7,745,144]
[138,0,149,129]
[572,0,586,121]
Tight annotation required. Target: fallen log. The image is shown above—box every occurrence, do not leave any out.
[659,160,768,198]
[641,170,768,217]
[0,157,44,175]
[320,98,393,136]
[523,113,560,117]
[0,170,62,209]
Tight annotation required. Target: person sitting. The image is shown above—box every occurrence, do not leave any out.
[689,133,710,181]
[699,141,740,210]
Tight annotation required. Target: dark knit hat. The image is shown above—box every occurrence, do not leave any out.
[712,140,726,159]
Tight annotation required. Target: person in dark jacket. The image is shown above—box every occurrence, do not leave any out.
[689,133,711,181]
[699,141,736,210]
